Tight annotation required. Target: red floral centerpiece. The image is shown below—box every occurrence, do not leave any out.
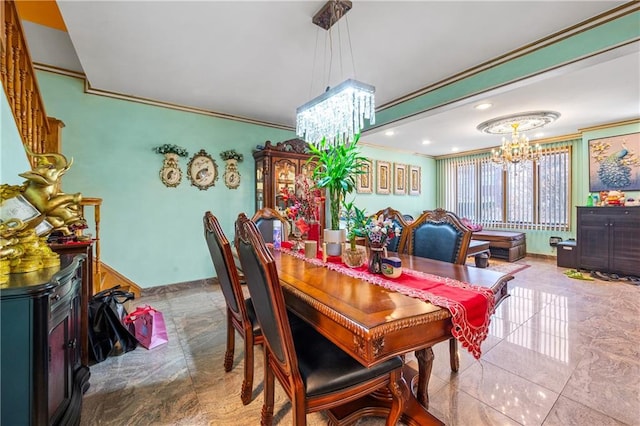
[280,174,324,247]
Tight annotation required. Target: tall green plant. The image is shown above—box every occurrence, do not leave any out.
[308,134,367,230]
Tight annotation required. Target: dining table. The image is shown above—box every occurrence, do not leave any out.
[265,247,513,426]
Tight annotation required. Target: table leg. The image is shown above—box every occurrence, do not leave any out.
[413,346,434,408]
[449,338,459,372]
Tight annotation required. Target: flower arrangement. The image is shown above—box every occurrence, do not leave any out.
[220,150,244,162]
[280,174,324,235]
[365,215,399,248]
[153,144,189,157]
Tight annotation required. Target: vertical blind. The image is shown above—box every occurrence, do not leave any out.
[439,140,574,231]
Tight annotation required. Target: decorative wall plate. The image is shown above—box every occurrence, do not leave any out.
[223,160,241,189]
[187,150,218,190]
[160,153,183,188]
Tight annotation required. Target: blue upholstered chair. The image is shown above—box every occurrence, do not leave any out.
[400,208,472,265]
[371,207,412,253]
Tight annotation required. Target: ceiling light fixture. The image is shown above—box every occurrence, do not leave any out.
[384,130,395,136]
[296,0,375,146]
[490,123,542,168]
[477,111,560,168]
[475,103,492,110]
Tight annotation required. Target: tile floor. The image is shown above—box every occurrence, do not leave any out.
[80,257,639,425]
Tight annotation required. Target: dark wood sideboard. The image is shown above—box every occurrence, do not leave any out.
[50,241,94,366]
[577,206,640,277]
[1,254,90,425]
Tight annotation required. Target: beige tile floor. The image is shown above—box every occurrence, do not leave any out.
[80,257,639,425]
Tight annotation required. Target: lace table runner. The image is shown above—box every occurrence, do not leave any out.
[277,244,496,359]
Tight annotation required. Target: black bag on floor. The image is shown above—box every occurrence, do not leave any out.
[88,285,138,364]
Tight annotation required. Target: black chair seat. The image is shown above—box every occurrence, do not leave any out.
[292,320,403,397]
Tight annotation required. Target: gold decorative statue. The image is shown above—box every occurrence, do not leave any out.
[0,151,85,279]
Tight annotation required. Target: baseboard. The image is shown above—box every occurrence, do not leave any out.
[140,277,218,297]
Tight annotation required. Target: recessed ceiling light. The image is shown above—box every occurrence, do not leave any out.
[475,103,492,110]
[534,132,544,138]
[384,130,395,136]
[452,147,459,152]
[422,140,431,145]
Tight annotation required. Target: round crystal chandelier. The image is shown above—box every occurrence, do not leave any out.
[477,111,560,168]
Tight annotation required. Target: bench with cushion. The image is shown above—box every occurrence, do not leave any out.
[471,230,526,262]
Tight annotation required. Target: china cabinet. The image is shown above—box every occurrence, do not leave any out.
[1,254,90,425]
[252,138,325,230]
[577,206,640,277]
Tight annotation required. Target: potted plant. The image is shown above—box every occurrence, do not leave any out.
[308,134,367,255]
[342,200,368,267]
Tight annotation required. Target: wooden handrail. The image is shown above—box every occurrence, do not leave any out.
[0,0,52,162]
[79,197,102,278]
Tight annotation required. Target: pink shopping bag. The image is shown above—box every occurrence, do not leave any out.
[124,305,168,349]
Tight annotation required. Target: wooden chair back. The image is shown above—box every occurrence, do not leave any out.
[203,211,262,405]
[399,208,472,265]
[371,207,412,253]
[251,207,289,243]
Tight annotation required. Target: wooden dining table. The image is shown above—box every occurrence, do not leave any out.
[270,249,513,426]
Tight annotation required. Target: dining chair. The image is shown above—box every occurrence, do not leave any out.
[203,211,263,405]
[400,208,472,265]
[235,213,407,426]
[371,207,412,253]
[398,208,472,372]
[251,207,289,243]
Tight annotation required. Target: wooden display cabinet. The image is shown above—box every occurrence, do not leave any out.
[253,138,325,231]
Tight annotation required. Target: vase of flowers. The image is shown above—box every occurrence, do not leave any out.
[365,215,398,274]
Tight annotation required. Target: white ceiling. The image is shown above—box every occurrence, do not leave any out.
[41,1,640,156]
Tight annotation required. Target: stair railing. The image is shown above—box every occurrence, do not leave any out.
[0,0,57,163]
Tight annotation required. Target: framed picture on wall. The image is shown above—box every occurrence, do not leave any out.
[588,132,640,192]
[356,159,373,194]
[409,165,421,195]
[376,160,391,194]
[393,163,407,195]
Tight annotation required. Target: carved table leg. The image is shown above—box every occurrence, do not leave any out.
[413,346,434,408]
[449,337,459,372]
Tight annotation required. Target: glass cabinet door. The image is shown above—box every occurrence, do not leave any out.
[274,159,297,211]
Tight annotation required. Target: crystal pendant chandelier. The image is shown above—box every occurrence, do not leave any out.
[490,123,541,168]
[296,79,375,146]
[296,1,376,146]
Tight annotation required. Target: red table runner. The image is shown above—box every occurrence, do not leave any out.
[278,243,495,359]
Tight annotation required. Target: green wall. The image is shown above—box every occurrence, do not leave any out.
[352,144,436,219]
[1,90,31,184]
[37,71,295,287]
[35,71,435,288]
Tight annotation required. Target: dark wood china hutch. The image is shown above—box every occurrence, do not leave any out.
[252,138,325,232]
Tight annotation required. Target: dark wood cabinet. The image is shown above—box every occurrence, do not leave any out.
[577,206,640,277]
[1,255,90,425]
[253,138,315,211]
[49,241,94,366]
[253,138,325,230]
